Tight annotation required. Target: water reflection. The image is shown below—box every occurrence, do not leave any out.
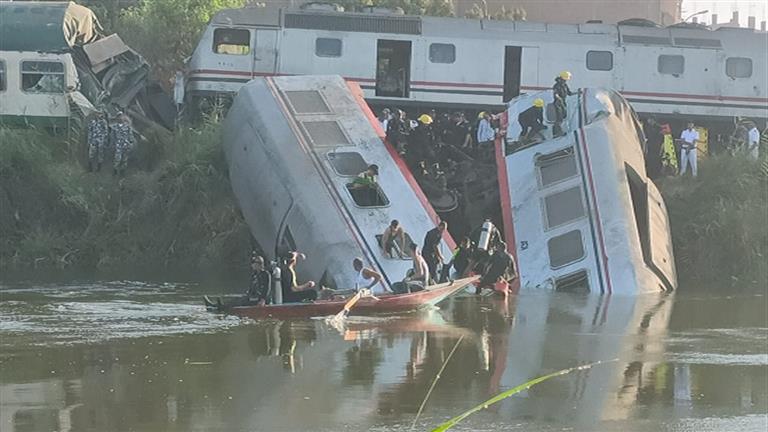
[0,283,765,432]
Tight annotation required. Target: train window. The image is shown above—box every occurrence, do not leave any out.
[315,38,342,57]
[548,230,585,269]
[543,186,585,229]
[346,183,390,208]
[327,152,368,176]
[0,60,5,91]
[537,148,577,188]
[657,55,684,75]
[21,61,64,93]
[429,43,455,64]
[726,57,752,78]
[586,51,613,71]
[213,28,250,55]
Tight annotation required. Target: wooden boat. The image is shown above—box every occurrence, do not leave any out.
[218,276,478,320]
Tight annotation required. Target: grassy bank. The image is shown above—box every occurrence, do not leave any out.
[660,155,768,288]
[0,125,250,275]
[2,126,765,288]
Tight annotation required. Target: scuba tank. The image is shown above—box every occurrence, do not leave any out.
[272,262,282,305]
[478,220,495,251]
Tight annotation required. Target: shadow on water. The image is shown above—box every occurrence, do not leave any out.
[0,279,766,432]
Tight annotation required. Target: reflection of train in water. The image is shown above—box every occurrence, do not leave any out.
[500,88,677,294]
[183,6,767,124]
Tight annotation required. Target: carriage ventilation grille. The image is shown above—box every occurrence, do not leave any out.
[673,38,722,48]
[301,121,352,148]
[285,90,332,114]
[285,12,421,35]
[621,35,672,45]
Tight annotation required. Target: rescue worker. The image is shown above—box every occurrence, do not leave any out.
[422,220,447,283]
[747,122,760,160]
[112,114,135,176]
[679,122,700,177]
[281,251,318,303]
[449,236,475,278]
[410,114,436,165]
[476,111,495,160]
[378,108,392,133]
[351,164,379,188]
[450,111,473,150]
[518,98,547,143]
[476,241,516,296]
[381,219,406,258]
[352,257,384,291]
[393,243,428,293]
[386,109,410,154]
[644,117,664,179]
[204,254,272,309]
[553,71,575,137]
[87,112,109,172]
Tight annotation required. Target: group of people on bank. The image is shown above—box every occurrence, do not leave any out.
[643,117,765,179]
[86,111,136,176]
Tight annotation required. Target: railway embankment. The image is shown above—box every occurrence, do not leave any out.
[0,126,250,278]
[1,127,765,288]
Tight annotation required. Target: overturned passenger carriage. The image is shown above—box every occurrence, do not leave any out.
[222,75,455,293]
[499,88,677,294]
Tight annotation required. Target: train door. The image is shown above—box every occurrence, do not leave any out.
[503,46,522,103]
[376,40,411,98]
[253,29,278,75]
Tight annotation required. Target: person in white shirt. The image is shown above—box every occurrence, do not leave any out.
[476,111,495,160]
[747,124,760,160]
[378,108,391,133]
[679,122,700,177]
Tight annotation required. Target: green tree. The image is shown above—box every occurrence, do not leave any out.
[338,0,455,16]
[465,0,525,20]
[116,0,247,87]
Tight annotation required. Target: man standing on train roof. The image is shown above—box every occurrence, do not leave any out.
[352,257,384,292]
[518,98,547,143]
[422,220,447,283]
[476,111,496,160]
[553,71,575,137]
[679,122,700,177]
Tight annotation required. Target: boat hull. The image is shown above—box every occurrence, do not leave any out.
[224,277,477,320]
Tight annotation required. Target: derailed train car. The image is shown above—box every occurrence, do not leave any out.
[222,75,455,292]
[0,1,173,129]
[499,88,677,295]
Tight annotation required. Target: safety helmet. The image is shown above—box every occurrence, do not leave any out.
[559,71,572,80]
[418,114,433,124]
[533,98,545,108]
[478,111,487,119]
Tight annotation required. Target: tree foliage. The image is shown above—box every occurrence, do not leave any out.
[115,0,247,86]
[465,0,526,20]
[338,0,455,16]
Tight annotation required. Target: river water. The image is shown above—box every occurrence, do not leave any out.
[0,280,766,432]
